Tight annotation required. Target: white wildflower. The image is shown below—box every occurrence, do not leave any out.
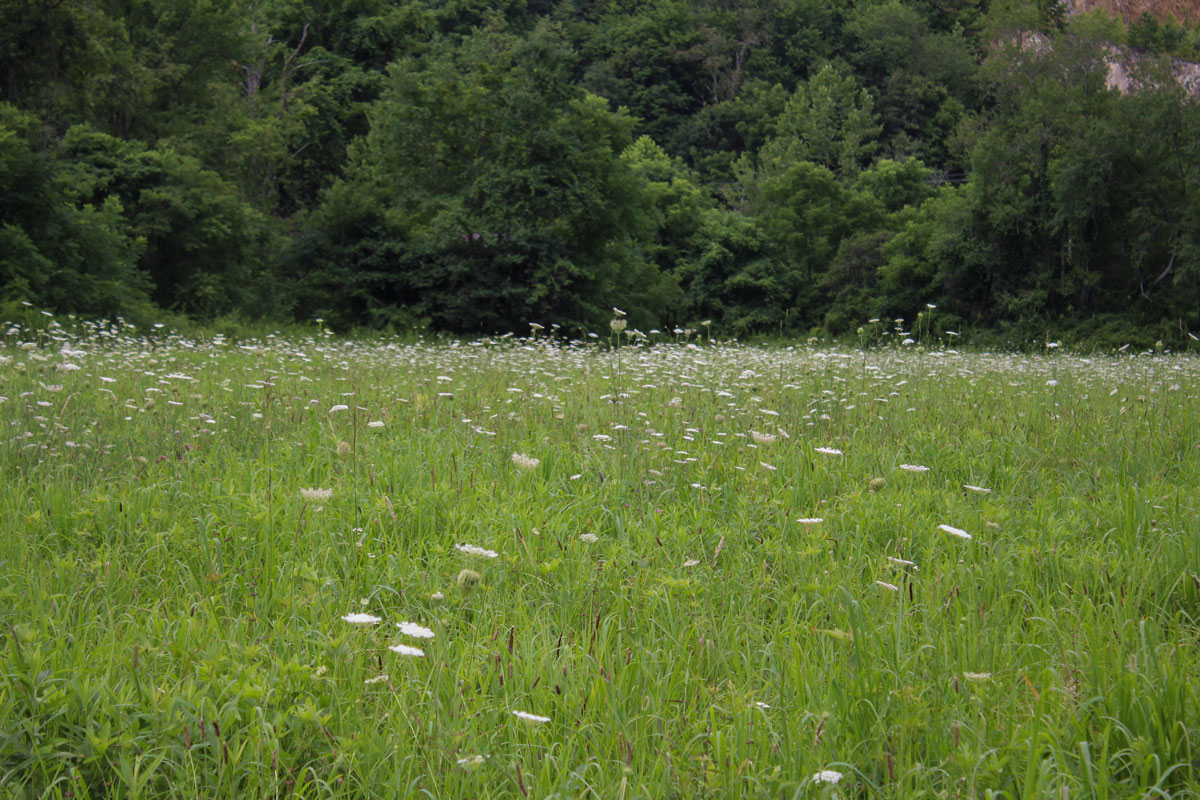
[579,533,598,543]
[396,621,435,639]
[367,420,385,428]
[301,487,333,502]
[812,770,843,785]
[389,643,425,657]
[512,452,540,470]
[814,446,843,456]
[341,613,381,625]
[330,404,349,412]
[963,484,992,494]
[511,710,550,724]
[455,544,498,559]
[899,464,930,472]
[938,524,972,540]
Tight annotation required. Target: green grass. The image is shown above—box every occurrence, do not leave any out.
[1,320,1198,798]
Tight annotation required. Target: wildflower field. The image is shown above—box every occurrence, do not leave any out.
[2,320,1199,799]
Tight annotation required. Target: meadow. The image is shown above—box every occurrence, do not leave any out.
[1,316,1198,799]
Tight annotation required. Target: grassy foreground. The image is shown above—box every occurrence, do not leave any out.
[1,321,1198,799]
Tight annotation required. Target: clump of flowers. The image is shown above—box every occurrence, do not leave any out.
[301,487,333,502]
[751,430,777,445]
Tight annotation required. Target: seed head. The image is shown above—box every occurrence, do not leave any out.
[457,568,481,593]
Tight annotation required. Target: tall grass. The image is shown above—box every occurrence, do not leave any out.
[1,319,1197,798]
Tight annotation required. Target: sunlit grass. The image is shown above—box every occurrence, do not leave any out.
[1,318,1198,798]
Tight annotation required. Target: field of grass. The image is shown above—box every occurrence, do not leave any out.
[1,317,1199,799]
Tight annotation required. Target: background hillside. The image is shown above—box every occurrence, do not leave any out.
[2,0,1199,343]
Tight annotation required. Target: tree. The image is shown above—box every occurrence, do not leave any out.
[297,23,675,332]
[0,106,147,316]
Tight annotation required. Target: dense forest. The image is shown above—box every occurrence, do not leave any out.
[3,0,1200,341]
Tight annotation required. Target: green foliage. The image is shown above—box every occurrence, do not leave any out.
[60,126,278,317]
[0,106,147,315]
[755,63,882,179]
[298,24,675,333]
[1,0,1199,340]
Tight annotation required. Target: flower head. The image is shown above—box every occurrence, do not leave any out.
[341,612,381,625]
[511,452,540,471]
[938,524,972,540]
[814,446,843,456]
[396,621,435,639]
[455,544,498,559]
[899,464,929,473]
[301,487,333,502]
[812,770,843,785]
[389,643,425,657]
[511,710,550,724]
[457,568,481,593]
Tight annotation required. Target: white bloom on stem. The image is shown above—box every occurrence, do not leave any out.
[456,544,498,559]
[301,487,333,502]
[579,533,598,543]
[511,710,550,724]
[389,643,425,657]
[396,621,435,639]
[814,446,843,456]
[899,464,930,473]
[367,420,385,428]
[796,518,824,525]
[963,484,991,494]
[812,770,843,785]
[330,404,349,412]
[963,671,991,681]
[341,613,381,625]
[939,524,972,540]
[512,452,540,470]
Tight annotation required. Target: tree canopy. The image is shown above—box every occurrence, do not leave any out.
[2,0,1199,341]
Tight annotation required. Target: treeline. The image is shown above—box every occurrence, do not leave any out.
[3,0,1200,340]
